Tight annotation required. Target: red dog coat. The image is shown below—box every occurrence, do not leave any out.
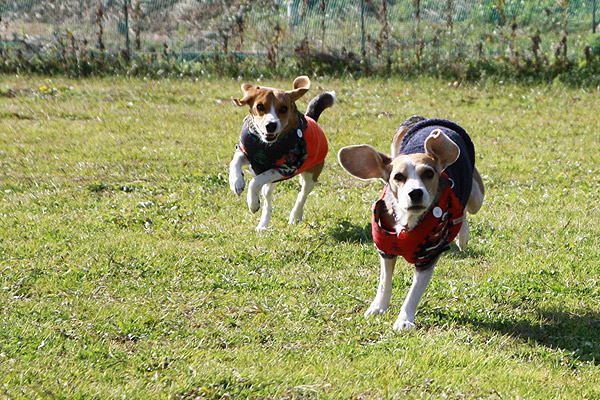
[370,118,476,270]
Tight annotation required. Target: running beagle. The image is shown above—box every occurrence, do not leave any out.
[338,116,484,330]
[229,76,335,231]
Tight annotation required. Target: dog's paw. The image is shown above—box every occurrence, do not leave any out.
[364,300,390,317]
[255,224,268,233]
[393,318,416,331]
[229,172,245,195]
[288,209,303,224]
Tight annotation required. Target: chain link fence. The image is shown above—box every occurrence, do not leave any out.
[1,1,599,74]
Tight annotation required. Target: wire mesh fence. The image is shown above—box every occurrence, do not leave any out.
[1,1,599,74]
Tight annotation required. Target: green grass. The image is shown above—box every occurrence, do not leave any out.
[1,74,600,399]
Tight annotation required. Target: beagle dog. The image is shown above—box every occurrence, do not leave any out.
[229,76,335,231]
[338,116,484,330]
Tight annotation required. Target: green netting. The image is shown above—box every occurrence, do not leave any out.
[1,1,598,64]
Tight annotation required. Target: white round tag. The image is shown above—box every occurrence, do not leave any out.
[297,129,303,138]
[433,207,443,218]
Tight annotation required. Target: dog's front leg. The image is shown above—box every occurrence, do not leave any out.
[289,171,314,224]
[256,182,277,232]
[365,255,396,317]
[229,149,249,195]
[394,261,437,331]
[247,169,284,214]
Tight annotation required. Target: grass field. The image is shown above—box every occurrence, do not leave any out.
[1,74,600,399]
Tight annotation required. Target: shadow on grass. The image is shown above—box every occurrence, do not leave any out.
[435,308,600,365]
[331,221,600,362]
[445,244,486,260]
[329,220,372,244]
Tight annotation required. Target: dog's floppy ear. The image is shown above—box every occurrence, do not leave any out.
[232,83,256,107]
[287,75,311,102]
[424,129,460,171]
[338,145,393,181]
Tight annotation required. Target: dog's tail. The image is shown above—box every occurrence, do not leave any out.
[305,91,336,123]
[391,115,426,157]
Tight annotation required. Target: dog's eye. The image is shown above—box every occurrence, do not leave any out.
[422,169,435,180]
[256,104,265,112]
[279,106,288,114]
[394,173,406,182]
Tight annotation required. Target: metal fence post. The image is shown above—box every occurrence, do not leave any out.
[123,0,130,55]
[594,0,597,34]
[361,0,365,59]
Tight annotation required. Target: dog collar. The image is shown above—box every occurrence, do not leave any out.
[371,174,465,270]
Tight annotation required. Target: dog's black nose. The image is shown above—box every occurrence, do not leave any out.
[408,188,423,202]
[265,122,278,133]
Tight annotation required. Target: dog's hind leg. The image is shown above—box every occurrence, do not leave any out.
[457,219,470,251]
[457,168,484,249]
[256,182,277,232]
[394,261,437,331]
[467,167,485,214]
[289,161,324,224]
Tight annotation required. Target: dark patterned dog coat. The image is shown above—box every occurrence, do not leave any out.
[238,112,328,180]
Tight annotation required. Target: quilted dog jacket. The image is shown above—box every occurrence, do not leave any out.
[371,119,475,270]
[238,112,328,180]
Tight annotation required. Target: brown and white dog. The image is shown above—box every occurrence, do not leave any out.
[229,76,335,231]
[338,116,484,330]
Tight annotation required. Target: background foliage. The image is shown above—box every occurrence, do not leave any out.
[1,0,600,84]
